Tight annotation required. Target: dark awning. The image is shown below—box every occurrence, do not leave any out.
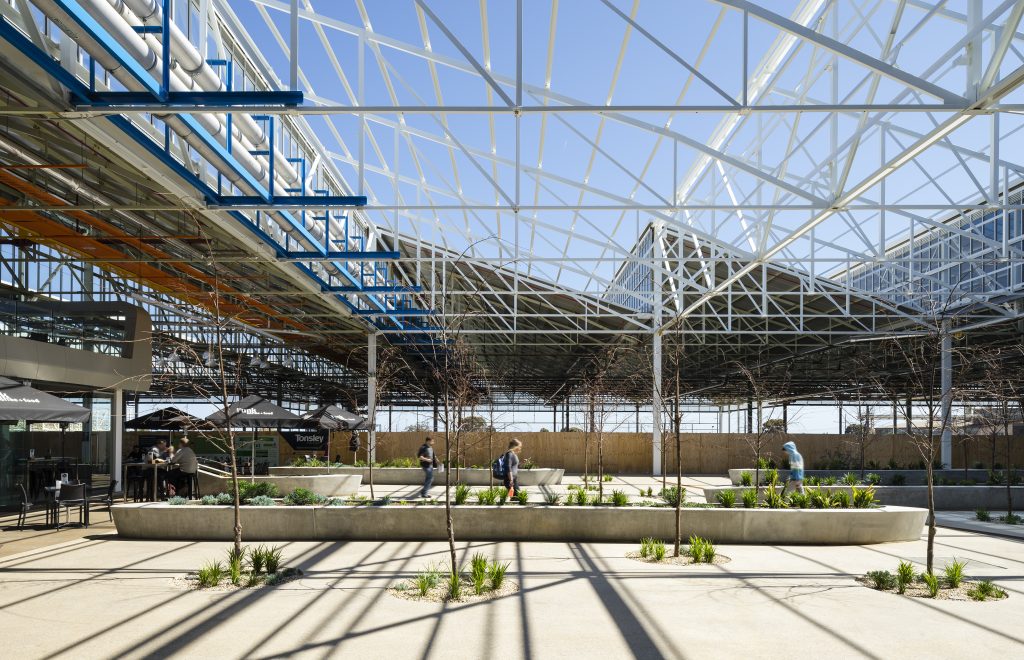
[301,404,368,430]
[126,406,211,430]
[0,377,91,424]
[205,395,302,428]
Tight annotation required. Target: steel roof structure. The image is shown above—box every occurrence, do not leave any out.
[2,0,1024,422]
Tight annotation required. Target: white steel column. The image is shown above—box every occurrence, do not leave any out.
[368,332,377,463]
[940,321,953,468]
[113,388,123,494]
[652,330,662,476]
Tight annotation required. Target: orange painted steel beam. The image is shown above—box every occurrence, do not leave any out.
[0,170,313,334]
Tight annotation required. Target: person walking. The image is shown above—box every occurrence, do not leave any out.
[503,438,523,497]
[780,441,805,495]
[417,436,439,498]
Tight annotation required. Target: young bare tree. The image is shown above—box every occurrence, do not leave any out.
[350,342,410,500]
[735,362,791,497]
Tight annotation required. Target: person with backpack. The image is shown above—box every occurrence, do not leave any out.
[417,436,439,498]
[498,438,522,498]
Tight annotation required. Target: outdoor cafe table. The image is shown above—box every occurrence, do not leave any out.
[122,462,173,502]
[43,484,93,528]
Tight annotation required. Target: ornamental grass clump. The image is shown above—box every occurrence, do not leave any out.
[197,561,224,588]
[216,492,233,505]
[739,471,753,487]
[544,491,562,505]
[686,536,717,563]
[851,486,877,508]
[488,560,509,590]
[200,495,218,506]
[652,539,666,561]
[866,570,896,590]
[741,489,758,508]
[761,488,786,509]
[227,546,245,586]
[610,490,629,507]
[496,487,509,505]
[515,489,529,505]
[842,472,859,486]
[897,561,915,594]
[922,572,940,598]
[866,473,882,486]
[975,508,991,522]
[238,481,280,500]
[412,565,441,596]
[967,580,1007,601]
[167,496,187,505]
[715,490,735,508]
[454,483,471,505]
[808,488,832,509]
[944,558,966,588]
[245,495,276,507]
[568,487,590,506]
[477,488,497,505]
[786,491,809,509]
[639,537,655,558]
[447,570,463,600]
[832,490,851,509]
[470,553,488,595]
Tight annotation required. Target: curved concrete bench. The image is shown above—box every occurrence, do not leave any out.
[703,484,1024,510]
[269,466,565,486]
[112,503,925,545]
[197,473,361,498]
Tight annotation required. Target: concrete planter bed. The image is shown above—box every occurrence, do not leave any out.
[268,466,565,486]
[197,473,361,498]
[111,502,925,544]
[703,484,1024,510]
[726,468,1015,486]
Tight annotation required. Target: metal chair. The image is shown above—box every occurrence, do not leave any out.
[55,482,87,529]
[16,483,33,530]
[88,479,117,522]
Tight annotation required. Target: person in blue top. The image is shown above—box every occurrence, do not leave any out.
[781,441,805,495]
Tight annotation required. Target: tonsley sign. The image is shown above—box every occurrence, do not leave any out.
[281,430,328,451]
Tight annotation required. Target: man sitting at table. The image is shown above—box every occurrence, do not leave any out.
[166,437,198,498]
[146,440,169,463]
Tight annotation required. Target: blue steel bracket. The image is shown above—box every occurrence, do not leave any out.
[80,91,304,107]
[214,195,367,207]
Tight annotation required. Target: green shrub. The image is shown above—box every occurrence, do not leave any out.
[639,537,654,558]
[200,495,218,506]
[568,487,590,506]
[804,476,820,486]
[866,473,882,486]
[520,457,536,469]
[891,474,906,486]
[832,490,851,509]
[197,560,224,588]
[248,545,267,574]
[822,476,838,486]
[967,580,1006,601]
[897,561,915,594]
[239,481,280,500]
[887,459,900,470]
[216,492,233,505]
[544,491,562,505]
[922,572,940,598]
[496,487,509,505]
[715,490,736,508]
[641,538,666,561]
[246,495,276,506]
[645,487,654,497]
[660,486,685,506]
[284,487,326,506]
[610,490,629,507]
[375,495,392,507]
[761,488,786,509]
[987,470,1004,485]
[413,565,441,596]
[602,474,613,482]
[652,539,666,561]
[1001,513,1023,525]
[944,558,966,588]
[852,486,877,508]
[842,472,859,486]
[167,496,188,505]
[786,492,809,509]
[454,483,471,505]
[488,560,509,590]
[975,508,991,522]
[515,489,529,505]
[740,471,753,487]
[762,468,779,486]
[867,570,896,590]
[756,457,770,470]
[687,535,705,563]
[477,488,497,505]
[741,489,757,508]
[702,539,716,563]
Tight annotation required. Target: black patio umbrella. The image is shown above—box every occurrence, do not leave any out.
[301,404,367,431]
[0,376,91,473]
[126,406,210,431]
[205,395,302,477]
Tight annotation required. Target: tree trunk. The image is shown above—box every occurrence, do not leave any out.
[1005,402,1013,517]
[445,420,457,577]
[674,373,682,558]
[228,432,242,555]
[926,456,935,575]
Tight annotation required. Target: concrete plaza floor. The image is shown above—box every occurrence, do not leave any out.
[1,514,1022,658]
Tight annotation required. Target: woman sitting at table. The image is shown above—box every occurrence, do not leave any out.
[143,440,169,499]
[166,437,198,498]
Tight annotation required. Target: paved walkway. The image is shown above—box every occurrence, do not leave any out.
[0,522,1021,658]
[936,511,1024,540]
